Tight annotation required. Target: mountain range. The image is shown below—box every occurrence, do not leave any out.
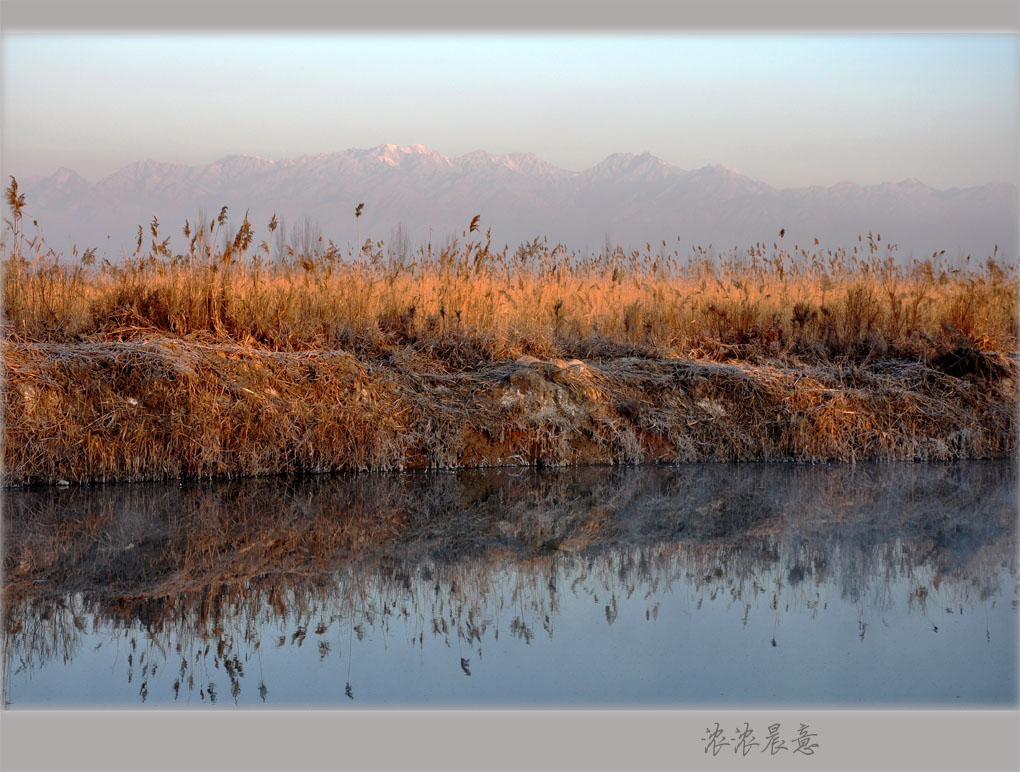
[12,143,1019,262]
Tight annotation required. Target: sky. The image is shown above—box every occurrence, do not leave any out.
[2,33,1017,189]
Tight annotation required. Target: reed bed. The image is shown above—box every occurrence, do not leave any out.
[3,199,1016,363]
[2,184,1018,483]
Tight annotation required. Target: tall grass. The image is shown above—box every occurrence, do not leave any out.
[3,185,1017,482]
[2,191,1016,365]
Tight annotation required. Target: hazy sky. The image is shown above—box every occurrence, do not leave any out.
[2,34,1017,188]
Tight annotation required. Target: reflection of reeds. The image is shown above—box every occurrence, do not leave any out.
[3,531,1013,705]
[5,463,1015,595]
[2,463,1015,704]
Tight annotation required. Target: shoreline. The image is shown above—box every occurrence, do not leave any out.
[3,338,1016,486]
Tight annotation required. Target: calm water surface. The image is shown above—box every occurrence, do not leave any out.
[2,462,1016,708]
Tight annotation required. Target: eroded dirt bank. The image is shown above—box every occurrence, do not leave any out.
[2,338,1016,485]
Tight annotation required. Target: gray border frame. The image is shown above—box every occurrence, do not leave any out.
[1,0,1019,32]
[1,2,1019,770]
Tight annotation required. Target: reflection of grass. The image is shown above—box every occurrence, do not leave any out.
[3,520,1013,706]
[6,462,1010,598]
[3,465,1015,704]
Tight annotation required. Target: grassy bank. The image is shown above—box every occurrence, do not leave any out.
[3,336,1015,485]
[2,194,1017,484]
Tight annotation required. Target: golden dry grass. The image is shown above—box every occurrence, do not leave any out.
[3,321,1014,485]
[3,204,1016,365]
[2,187,1017,483]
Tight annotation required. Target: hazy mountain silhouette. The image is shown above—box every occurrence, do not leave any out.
[15,144,1018,262]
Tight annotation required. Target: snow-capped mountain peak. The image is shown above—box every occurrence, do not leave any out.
[11,144,1017,261]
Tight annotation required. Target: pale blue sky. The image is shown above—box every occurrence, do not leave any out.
[2,34,1017,188]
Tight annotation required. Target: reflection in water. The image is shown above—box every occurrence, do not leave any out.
[2,462,1017,707]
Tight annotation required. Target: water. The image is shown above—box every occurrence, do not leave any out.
[2,461,1016,708]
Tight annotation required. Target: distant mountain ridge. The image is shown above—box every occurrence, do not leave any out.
[13,143,1019,261]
